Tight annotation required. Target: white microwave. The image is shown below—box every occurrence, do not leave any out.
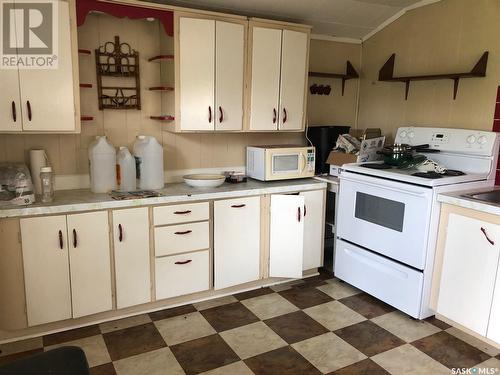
[246,145,315,181]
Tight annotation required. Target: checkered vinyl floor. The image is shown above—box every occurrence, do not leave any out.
[1,274,499,374]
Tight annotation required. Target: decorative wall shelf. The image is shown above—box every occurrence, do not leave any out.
[308,61,359,96]
[149,86,174,92]
[150,115,175,121]
[378,51,489,100]
[81,116,94,121]
[148,55,174,63]
[79,83,93,88]
[78,49,91,55]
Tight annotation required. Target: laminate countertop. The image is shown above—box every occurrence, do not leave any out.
[0,178,327,218]
[438,186,500,216]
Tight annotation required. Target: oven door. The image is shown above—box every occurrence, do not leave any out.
[337,172,433,269]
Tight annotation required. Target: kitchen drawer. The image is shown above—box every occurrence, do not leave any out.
[155,250,210,299]
[335,239,423,318]
[154,202,209,226]
[155,221,209,257]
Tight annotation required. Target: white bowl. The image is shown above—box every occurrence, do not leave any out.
[183,174,226,188]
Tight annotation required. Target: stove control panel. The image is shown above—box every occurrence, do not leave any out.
[395,127,499,156]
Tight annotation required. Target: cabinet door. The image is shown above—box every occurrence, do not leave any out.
[278,30,308,131]
[301,190,324,271]
[113,208,151,309]
[487,264,500,343]
[179,17,215,131]
[249,27,282,131]
[67,211,112,318]
[215,21,244,131]
[269,194,304,278]
[0,70,22,132]
[21,215,71,326]
[214,196,260,289]
[437,214,500,336]
[17,1,75,132]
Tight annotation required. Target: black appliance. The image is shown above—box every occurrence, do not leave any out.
[307,125,350,174]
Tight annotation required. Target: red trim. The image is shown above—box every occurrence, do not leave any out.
[148,55,174,62]
[76,0,173,37]
[150,115,175,121]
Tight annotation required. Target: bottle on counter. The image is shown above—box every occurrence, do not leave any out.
[40,166,54,203]
[133,135,164,190]
[89,136,116,193]
[116,146,136,191]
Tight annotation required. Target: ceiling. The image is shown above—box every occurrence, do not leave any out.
[146,0,430,40]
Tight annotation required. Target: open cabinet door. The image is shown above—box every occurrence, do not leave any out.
[269,194,305,278]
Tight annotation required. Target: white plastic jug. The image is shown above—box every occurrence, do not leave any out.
[133,135,164,190]
[116,147,136,191]
[88,136,116,193]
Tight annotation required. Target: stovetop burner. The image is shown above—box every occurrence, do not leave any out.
[360,163,393,170]
[411,170,466,179]
[443,169,466,176]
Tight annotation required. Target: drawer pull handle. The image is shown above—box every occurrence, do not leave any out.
[481,227,495,245]
[304,204,307,217]
[175,259,192,265]
[174,230,192,235]
[12,101,16,122]
[231,204,246,208]
[297,206,301,222]
[58,230,63,249]
[73,229,78,248]
[174,210,191,215]
[118,224,123,242]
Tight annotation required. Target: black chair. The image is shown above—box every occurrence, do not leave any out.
[0,346,90,375]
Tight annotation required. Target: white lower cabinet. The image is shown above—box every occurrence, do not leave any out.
[214,196,261,289]
[21,215,72,326]
[155,250,210,299]
[437,213,500,338]
[66,212,112,318]
[488,268,500,343]
[269,194,305,278]
[301,190,324,271]
[21,211,112,325]
[113,208,151,309]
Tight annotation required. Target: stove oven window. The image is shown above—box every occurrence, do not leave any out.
[355,192,405,232]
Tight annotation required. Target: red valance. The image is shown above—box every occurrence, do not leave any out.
[76,0,174,36]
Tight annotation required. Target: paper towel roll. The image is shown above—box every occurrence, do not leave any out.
[29,149,48,195]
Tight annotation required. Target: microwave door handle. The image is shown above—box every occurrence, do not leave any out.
[299,153,306,172]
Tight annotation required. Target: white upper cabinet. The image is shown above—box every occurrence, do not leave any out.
[437,213,500,336]
[178,17,245,131]
[179,17,215,131]
[215,21,245,131]
[279,30,308,131]
[301,190,324,271]
[269,194,305,278]
[67,211,112,318]
[249,27,282,131]
[1,1,77,133]
[113,208,151,309]
[214,196,261,289]
[249,23,309,132]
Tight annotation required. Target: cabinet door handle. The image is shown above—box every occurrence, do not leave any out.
[175,259,192,265]
[231,204,246,208]
[219,106,223,123]
[58,230,63,250]
[174,210,191,215]
[11,101,16,122]
[118,224,123,242]
[73,229,77,248]
[174,230,192,235]
[304,204,307,217]
[208,106,212,123]
[481,227,495,245]
[272,108,277,124]
[283,108,287,123]
[26,101,32,121]
[297,207,301,222]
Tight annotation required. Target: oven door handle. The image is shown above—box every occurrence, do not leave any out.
[342,176,430,198]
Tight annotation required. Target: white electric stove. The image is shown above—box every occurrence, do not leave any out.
[335,127,500,319]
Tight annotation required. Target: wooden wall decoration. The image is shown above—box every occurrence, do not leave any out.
[95,36,141,110]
